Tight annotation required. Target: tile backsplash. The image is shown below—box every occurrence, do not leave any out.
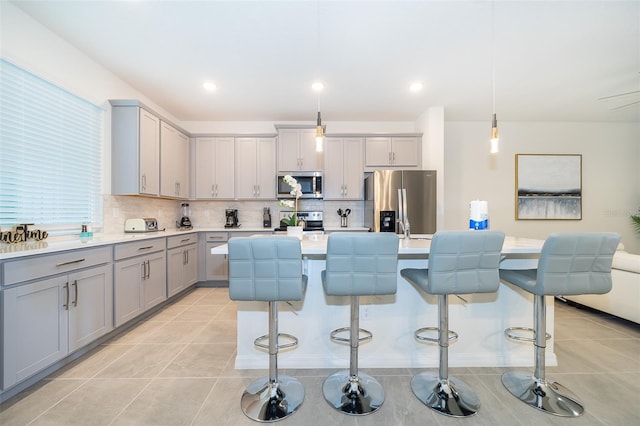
[104,195,365,233]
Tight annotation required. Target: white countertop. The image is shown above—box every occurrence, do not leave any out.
[211,234,545,255]
[0,226,371,260]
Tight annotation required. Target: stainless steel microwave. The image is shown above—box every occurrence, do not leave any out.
[277,172,323,199]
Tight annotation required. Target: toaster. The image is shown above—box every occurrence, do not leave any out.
[124,217,158,233]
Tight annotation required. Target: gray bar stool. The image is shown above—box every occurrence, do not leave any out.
[228,236,308,422]
[400,230,505,418]
[322,232,399,415]
[500,232,620,417]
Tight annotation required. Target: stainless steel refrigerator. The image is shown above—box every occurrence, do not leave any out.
[364,170,437,234]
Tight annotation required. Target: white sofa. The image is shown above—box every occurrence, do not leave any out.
[564,244,640,324]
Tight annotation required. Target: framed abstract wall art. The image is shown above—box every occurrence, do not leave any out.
[515,154,582,220]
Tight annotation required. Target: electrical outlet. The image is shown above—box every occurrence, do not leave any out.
[360,305,373,321]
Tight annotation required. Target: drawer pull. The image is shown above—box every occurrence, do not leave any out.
[56,258,86,267]
[180,238,190,243]
[138,246,154,251]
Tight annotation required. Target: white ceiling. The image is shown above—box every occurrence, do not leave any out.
[10,0,640,123]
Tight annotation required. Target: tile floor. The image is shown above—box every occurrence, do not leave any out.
[1,286,638,426]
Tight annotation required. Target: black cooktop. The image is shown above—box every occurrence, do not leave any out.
[274,227,324,232]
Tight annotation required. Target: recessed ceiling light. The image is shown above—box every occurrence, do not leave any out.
[409,82,424,93]
[203,81,217,91]
[312,81,324,92]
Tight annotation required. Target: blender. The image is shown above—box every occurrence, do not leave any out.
[177,202,193,229]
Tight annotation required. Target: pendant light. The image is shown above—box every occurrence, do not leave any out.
[312,82,324,152]
[490,0,499,154]
[315,110,324,152]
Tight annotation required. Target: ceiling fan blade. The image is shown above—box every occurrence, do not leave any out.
[610,100,640,110]
[598,90,640,101]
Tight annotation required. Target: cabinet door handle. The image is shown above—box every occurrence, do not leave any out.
[63,282,69,310]
[56,258,86,267]
[146,260,151,279]
[138,246,153,251]
[211,184,215,197]
[72,280,78,307]
[256,185,260,197]
[181,238,190,243]
[141,262,146,280]
[141,174,146,191]
[214,183,218,197]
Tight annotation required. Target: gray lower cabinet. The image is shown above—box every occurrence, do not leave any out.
[113,238,166,327]
[203,232,229,281]
[167,233,198,297]
[1,247,112,390]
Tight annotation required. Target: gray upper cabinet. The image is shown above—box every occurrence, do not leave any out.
[235,137,276,199]
[277,128,323,171]
[111,105,160,196]
[194,137,235,199]
[323,137,364,200]
[160,122,189,199]
[365,136,421,168]
[110,100,191,199]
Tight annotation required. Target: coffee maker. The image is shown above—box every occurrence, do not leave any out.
[225,209,240,228]
[177,202,192,229]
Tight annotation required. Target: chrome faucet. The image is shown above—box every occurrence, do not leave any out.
[398,219,411,239]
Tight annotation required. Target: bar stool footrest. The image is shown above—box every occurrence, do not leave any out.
[504,327,551,343]
[330,327,373,344]
[254,333,298,350]
[415,326,458,343]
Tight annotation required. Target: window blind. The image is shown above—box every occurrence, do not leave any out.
[0,59,103,235]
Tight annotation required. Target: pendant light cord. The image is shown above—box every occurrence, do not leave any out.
[316,0,323,130]
[491,0,496,114]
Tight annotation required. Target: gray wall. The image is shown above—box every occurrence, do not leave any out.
[445,121,640,253]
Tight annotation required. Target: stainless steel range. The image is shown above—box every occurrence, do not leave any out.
[275,211,323,232]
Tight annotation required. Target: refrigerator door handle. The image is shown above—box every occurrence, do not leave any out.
[398,188,410,238]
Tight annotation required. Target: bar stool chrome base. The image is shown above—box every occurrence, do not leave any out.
[411,372,479,418]
[241,376,305,422]
[322,371,384,415]
[501,371,584,417]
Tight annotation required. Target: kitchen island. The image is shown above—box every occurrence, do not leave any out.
[212,234,551,369]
